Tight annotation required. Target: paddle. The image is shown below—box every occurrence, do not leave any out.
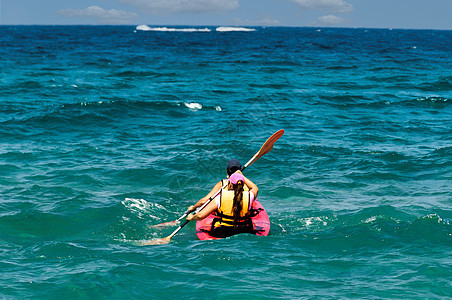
[143,129,284,245]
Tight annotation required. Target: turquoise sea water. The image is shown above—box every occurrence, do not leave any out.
[0,25,451,299]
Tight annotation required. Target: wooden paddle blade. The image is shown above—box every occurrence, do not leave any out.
[243,129,284,169]
[258,129,284,156]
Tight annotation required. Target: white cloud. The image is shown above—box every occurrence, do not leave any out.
[318,14,346,25]
[291,0,353,13]
[118,0,239,14]
[57,6,138,24]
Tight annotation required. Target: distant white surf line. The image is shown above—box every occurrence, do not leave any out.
[136,25,256,33]
[136,25,211,32]
[216,26,256,32]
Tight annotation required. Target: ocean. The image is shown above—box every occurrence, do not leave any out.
[0,25,451,299]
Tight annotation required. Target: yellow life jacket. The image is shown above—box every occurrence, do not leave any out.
[214,186,250,227]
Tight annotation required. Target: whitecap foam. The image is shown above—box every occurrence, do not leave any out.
[423,213,447,224]
[364,216,378,223]
[216,26,255,32]
[298,216,329,228]
[184,102,202,110]
[122,198,167,220]
[136,25,152,31]
[136,25,211,32]
[122,198,150,213]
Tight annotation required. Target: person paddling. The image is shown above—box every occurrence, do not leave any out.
[146,130,283,245]
[150,159,245,230]
[187,159,246,212]
[186,170,259,238]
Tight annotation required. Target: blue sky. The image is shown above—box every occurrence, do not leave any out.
[1,0,451,29]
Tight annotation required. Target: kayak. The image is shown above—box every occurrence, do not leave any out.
[195,199,270,240]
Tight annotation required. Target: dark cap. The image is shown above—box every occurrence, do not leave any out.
[227,159,242,175]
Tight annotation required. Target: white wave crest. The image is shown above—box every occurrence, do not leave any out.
[216,26,255,32]
[136,25,211,32]
[184,102,202,110]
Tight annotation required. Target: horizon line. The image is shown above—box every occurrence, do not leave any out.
[0,24,450,31]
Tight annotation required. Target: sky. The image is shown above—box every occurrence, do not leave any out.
[0,0,451,29]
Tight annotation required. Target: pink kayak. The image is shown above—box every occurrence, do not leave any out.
[195,199,270,240]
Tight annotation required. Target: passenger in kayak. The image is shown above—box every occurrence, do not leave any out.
[186,170,259,238]
[187,159,247,212]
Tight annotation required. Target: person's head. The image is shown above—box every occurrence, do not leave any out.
[227,159,242,176]
[229,172,245,186]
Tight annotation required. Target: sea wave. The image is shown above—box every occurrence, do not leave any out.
[122,198,166,220]
[184,102,202,111]
[135,25,256,33]
[274,206,452,246]
[313,93,450,109]
[0,100,226,141]
[0,100,223,127]
[216,26,256,32]
[397,96,451,108]
[135,25,211,32]
[110,70,180,78]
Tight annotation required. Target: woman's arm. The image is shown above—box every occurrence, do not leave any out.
[186,200,217,221]
[244,176,258,198]
[236,171,258,198]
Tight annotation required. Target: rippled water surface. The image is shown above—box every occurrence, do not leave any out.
[0,26,451,299]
